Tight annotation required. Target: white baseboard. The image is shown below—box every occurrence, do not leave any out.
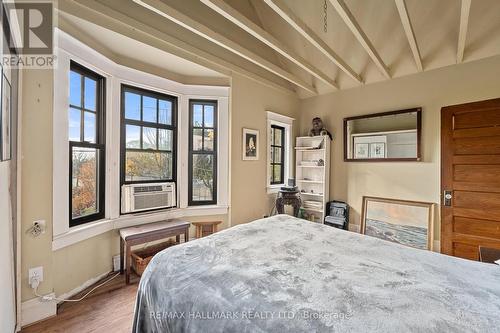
[433,240,441,253]
[21,293,57,328]
[21,271,112,328]
[57,271,111,302]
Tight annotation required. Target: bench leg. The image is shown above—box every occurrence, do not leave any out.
[126,243,131,285]
[176,235,180,244]
[120,238,124,275]
[185,229,189,242]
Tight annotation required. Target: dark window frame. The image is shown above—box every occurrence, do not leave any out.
[270,124,285,185]
[188,100,218,206]
[120,84,178,189]
[69,61,106,227]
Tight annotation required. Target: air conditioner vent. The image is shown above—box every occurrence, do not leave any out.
[134,185,163,193]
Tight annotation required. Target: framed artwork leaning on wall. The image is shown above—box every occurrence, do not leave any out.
[361,196,435,251]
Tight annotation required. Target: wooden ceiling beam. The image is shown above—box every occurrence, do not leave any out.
[395,0,423,72]
[457,0,472,63]
[328,0,391,79]
[263,0,362,84]
[200,0,337,89]
[133,0,317,94]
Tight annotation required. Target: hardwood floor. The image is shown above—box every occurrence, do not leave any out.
[21,273,140,333]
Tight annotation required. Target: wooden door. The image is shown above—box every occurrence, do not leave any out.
[441,98,500,260]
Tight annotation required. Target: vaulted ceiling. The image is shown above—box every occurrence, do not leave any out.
[59,0,500,98]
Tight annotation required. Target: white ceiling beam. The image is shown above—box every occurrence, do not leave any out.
[328,0,391,79]
[263,0,362,84]
[457,0,471,63]
[63,0,297,96]
[200,0,338,89]
[395,0,423,72]
[133,0,317,94]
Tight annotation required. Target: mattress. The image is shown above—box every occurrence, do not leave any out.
[133,215,500,332]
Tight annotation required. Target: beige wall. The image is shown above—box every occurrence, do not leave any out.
[299,55,500,242]
[230,74,299,225]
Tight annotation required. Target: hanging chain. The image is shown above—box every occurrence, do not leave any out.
[323,0,328,33]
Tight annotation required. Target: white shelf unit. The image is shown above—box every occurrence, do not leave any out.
[295,136,330,223]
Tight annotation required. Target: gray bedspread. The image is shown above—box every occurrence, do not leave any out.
[133,215,500,333]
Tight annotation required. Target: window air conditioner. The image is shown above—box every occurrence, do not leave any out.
[121,183,176,214]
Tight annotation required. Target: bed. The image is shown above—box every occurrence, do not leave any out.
[132,215,500,332]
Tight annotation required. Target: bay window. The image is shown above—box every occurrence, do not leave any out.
[188,100,217,205]
[69,62,106,227]
[120,85,177,186]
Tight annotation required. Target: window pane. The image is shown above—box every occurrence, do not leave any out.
[193,104,203,127]
[84,112,96,143]
[158,129,173,151]
[69,71,81,107]
[204,105,214,127]
[193,129,203,151]
[125,92,141,120]
[159,100,172,125]
[274,128,283,146]
[125,151,172,181]
[273,165,282,183]
[84,77,96,111]
[126,125,140,148]
[204,129,214,151]
[273,147,282,163]
[143,127,157,149]
[143,96,157,123]
[72,147,98,219]
[192,154,213,202]
[69,108,81,141]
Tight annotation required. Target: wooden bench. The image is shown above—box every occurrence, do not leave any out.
[119,220,190,284]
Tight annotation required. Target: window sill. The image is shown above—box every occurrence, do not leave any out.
[267,184,284,194]
[52,205,229,251]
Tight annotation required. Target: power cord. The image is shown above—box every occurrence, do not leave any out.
[33,272,121,303]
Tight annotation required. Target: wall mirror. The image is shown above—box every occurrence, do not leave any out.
[344,108,421,161]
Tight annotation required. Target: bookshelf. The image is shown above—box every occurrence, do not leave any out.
[295,136,330,223]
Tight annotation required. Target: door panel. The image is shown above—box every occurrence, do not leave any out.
[452,217,500,239]
[454,137,500,155]
[453,108,500,129]
[441,98,500,259]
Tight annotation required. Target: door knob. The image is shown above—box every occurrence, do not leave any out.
[443,190,452,206]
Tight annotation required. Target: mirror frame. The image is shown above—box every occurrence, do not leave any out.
[343,107,422,162]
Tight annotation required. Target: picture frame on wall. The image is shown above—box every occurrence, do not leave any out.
[369,142,386,159]
[360,196,435,251]
[242,128,259,161]
[354,143,369,159]
[1,71,11,161]
[0,66,12,162]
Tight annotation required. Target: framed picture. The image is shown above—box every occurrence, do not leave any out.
[1,70,11,162]
[242,128,259,160]
[369,142,385,158]
[354,143,369,159]
[361,196,435,250]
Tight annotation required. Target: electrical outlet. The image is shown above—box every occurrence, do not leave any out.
[29,266,43,288]
[33,220,46,233]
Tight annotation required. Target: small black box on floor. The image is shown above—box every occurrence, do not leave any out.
[324,201,349,230]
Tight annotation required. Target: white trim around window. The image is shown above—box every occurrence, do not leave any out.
[266,111,294,194]
[52,29,230,250]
